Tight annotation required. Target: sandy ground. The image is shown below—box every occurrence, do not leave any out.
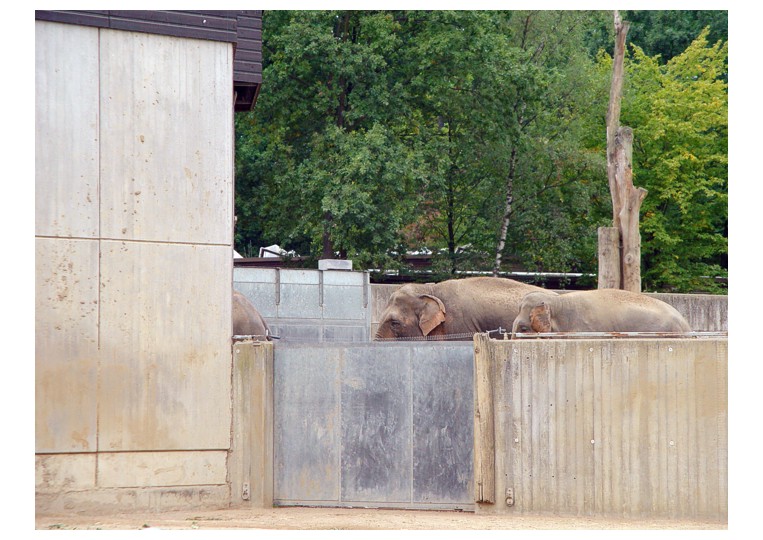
[35,505,727,531]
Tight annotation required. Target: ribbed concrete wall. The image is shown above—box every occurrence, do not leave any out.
[474,335,727,520]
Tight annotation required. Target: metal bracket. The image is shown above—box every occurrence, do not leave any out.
[242,482,250,500]
[506,488,514,507]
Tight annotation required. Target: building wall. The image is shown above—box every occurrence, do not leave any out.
[36,20,235,512]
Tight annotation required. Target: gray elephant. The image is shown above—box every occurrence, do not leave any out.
[511,288,691,336]
[375,276,553,341]
[233,290,271,340]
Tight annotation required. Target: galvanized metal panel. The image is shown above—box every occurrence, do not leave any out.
[279,283,322,319]
[35,21,100,238]
[412,345,474,504]
[235,281,277,319]
[234,269,370,342]
[234,267,277,284]
[99,28,233,245]
[274,345,340,502]
[323,325,367,342]
[323,285,366,320]
[98,241,232,451]
[274,342,474,509]
[271,323,322,342]
[341,347,412,503]
[280,269,320,284]
[323,271,365,286]
[35,238,100,453]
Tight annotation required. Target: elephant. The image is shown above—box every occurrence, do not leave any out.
[232,290,271,340]
[511,288,692,336]
[375,276,553,341]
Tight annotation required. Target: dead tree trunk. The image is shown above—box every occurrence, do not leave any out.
[613,127,647,292]
[598,11,647,292]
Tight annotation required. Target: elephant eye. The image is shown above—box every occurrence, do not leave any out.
[390,319,400,328]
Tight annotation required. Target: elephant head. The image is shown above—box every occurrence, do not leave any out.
[375,285,447,340]
[511,291,557,335]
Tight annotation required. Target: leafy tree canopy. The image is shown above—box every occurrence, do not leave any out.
[616,28,728,292]
[234,10,728,293]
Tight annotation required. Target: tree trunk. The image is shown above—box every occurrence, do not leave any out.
[614,127,647,292]
[493,146,518,276]
[599,11,647,292]
[597,227,620,289]
[605,11,629,233]
[322,212,334,259]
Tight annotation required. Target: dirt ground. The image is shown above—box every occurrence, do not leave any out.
[35,505,727,531]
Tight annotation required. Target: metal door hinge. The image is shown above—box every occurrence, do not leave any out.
[506,488,514,507]
[242,482,250,500]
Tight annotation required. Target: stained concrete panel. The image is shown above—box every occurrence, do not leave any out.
[99,29,233,245]
[98,241,232,451]
[97,451,228,488]
[36,454,96,491]
[36,238,100,453]
[35,21,100,238]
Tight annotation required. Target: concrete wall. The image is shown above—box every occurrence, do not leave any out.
[371,283,728,335]
[473,335,728,520]
[36,21,235,513]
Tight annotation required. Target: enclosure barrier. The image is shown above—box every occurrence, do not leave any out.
[230,340,274,508]
[473,333,728,520]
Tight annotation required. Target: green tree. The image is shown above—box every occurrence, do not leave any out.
[624,10,727,62]
[235,11,420,265]
[396,11,529,273]
[618,28,728,292]
[491,10,611,278]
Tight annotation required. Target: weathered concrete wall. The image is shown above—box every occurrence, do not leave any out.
[36,21,234,513]
[473,335,728,521]
[370,283,728,335]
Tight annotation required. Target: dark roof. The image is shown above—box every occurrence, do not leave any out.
[35,10,262,111]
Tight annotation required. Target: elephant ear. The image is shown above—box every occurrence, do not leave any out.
[529,302,552,333]
[418,294,446,336]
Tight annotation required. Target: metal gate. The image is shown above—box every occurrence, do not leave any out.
[273,341,474,510]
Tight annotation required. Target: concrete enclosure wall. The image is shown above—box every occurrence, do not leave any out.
[36,21,235,512]
[473,335,728,520]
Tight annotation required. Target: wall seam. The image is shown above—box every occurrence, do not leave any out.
[95,26,103,488]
